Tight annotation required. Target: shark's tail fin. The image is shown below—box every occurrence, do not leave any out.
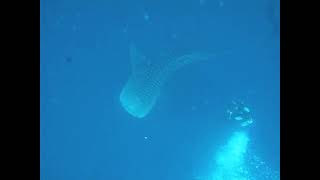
[164,52,217,74]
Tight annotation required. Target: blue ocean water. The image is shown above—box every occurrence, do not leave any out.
[40,0,280,179]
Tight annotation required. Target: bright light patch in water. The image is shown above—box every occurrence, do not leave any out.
[207,131,279,180]
[209,131,250,180]
[216,131,249,169]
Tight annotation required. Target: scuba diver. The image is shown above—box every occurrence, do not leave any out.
[193,99,279,180]
[227,99,254,127]
[211,100,279,180]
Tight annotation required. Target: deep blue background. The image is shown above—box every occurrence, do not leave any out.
[40,0,279,179]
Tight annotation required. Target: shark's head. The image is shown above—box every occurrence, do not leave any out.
[119,87,149,118]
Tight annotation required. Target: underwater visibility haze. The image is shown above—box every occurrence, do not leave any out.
[40,0,280,179]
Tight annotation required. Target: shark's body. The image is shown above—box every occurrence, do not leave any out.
[120,43,214,118]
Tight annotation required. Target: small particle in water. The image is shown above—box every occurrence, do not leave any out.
[56,15,63,25]
[219,1,224,7]
[49,97,60,105]
[144,12,149,21]
[200,0,206,6]
[72,24,78,31]
[65,56,72,63]
[75,12,81,17]
[144,136,148,140]
[171,33,177,39]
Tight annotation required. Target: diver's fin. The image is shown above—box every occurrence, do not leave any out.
[129,43,149,74]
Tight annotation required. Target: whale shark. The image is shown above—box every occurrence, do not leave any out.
[120,43,215,118]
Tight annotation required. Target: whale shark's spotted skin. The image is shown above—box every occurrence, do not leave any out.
[120,43,215,118]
